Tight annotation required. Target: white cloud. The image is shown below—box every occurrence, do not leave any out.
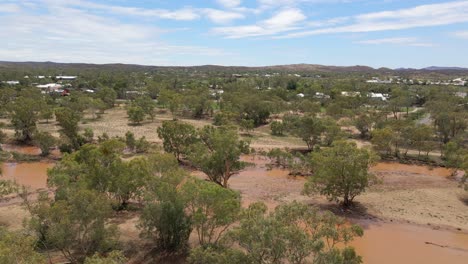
[201,8,245,24]
[453,31,468,39]
[216,0,242,9]
[0,3,21,13]
[66,0,200,21]
[213,8,306,38]
[0,2,227,65]
[355,37,435,47]
[279,1,468,38]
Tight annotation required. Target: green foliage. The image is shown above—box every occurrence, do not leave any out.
[267,148,293,168]
[8,94,44,142]
[0,228,46,264]
[239,119,255,135]
[34,131,56,156]
[0,179,17,199]
[39,105,54,123]
[213,111,237,126]
[139,171,191,252]
[83,128,95,143]
[157,120,198,161]
[26,189,119,263]
[304,141,378,207]
[285,114,325,150]
[182,178,241,245]
[84,251,127,264]
[48,139,151,209]
[133,96,157,121]
[127,106,145,125]
[96,87,117,109]
[188,126,249,188]
[125,131,136,151]
[371,128,393,155]
[193,201,363,264]
[55,107,82,150]
[188,246,249,264]
[270,120,285,136]
[135,136,150,153]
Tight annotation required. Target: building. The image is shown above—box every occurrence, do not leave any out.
[56,75,77,80]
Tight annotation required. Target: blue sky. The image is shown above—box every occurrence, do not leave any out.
[1,0,468,68]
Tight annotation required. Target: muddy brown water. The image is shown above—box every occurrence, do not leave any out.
[2,144,42,155]
[1,162,53,189]
[2,154,467,263]
[353,221,468,264]
[371,162,453,178]
[232,156,468,264]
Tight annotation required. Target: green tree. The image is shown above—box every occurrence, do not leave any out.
[139,170,192,252]
[125,131,136,151]
[39,105,54,124]
[303,141,378,207]
[371,128,393,156]
[25,189,119,263]
[8,96,43,142]
[48,140,150,209]
[270,120,285,136]
[55,107,82,150]
[97,87,117,109]
[84,251,127,264]
[157,120,198,161]
[182,178,241,246]
[188,126,249,188]
[0,228,46,264]
[286,115,325,151]
[239,119,255,135]
[195,201,363,264]
[34,131,56,156]
[127,106,145,125]
[133,96,157,122]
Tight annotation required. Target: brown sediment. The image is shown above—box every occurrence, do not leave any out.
[1,162,54,189]
[352,221,468,264]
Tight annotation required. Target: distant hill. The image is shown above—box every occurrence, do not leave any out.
[1,61,467,76]
[422,66,468,71]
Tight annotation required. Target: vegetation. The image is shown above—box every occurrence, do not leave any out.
[0,62,466,263]
[303,141,378,207]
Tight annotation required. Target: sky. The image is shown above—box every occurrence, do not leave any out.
[1,0,468,68]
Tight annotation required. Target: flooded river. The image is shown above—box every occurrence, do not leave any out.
[1,162,53,189]
[353,222,468,264]
[1,153,467,263]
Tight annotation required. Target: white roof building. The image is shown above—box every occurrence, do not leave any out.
[36,83,63,90]
[56,76,77,80]
[368,92,389,101]
[5,81,20,85]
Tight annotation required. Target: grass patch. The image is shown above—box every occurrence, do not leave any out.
[10,151,41,162]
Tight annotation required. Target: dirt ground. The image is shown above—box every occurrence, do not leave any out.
[1,108,467,263]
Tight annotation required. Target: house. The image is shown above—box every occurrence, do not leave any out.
[341,91,360,97]
[314,92,330,99]
[4,81,20,85]
[297,93,305,98]
[36,83,63,93]
[368,92,389,101]
[56,75,77,80]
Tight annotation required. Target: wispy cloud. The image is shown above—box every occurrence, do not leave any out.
[453,31,468,39]
[213,8,306,38]
[0,1,228,65]
[277,1,468,38]
[216,0,242,9]
[355,37,435,47]
[201,8,245,24]
[0,3,21,13]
